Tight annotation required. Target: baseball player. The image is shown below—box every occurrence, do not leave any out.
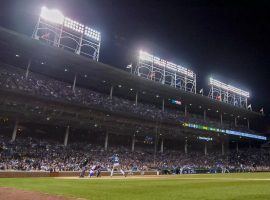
[89,163,102,178]
[110,154,126,177]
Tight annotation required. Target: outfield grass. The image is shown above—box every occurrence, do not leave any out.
[1,173,270,200]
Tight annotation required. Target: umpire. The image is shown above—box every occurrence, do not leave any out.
[79,158,89,178]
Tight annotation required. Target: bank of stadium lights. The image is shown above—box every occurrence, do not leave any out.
[209,77,250,98]
[35,7,101,60]
[64,18,84,34]
[139,51,195,78]
[84,26,101,41]
[136,50,196,93]
[63,18,100,41]
[40,7,101,42]
[64,18,101,41]
[209,77,250,109]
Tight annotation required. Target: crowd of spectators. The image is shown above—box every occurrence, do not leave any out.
[0,64,247,131]
[0,135,269,173]
[1,64,267,174]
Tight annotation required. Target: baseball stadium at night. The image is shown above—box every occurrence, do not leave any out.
[0,1,270,200]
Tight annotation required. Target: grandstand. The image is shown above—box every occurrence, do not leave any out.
[0,8,269,176]
[0,3,270,200]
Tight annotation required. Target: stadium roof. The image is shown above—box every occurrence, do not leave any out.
[0,26,262,120]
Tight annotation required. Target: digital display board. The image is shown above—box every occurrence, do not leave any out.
[171,99,182,105]
[198,136,213,141]
[183,123,267,140]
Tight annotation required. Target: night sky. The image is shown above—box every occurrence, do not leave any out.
[1,0,270,116]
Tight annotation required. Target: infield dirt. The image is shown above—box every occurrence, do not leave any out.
[0,187,85,200]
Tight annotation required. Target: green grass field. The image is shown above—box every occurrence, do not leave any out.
[1,173,270,200]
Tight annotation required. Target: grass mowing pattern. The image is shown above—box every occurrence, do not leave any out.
[0,173,270,200]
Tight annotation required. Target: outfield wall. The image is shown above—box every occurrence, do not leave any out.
[0,171,158,178]
[1,170,269,178]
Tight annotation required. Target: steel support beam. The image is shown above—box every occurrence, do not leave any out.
[204,143,207,155]
[184,140,188,154]
[135,92,138,106]
[131,134,135,152]
[11,120,18,142]
[160,138,164,153]
[162,99,165,112]
[25,59,32,79]
[72,74,77,93]
[221,142,224,155]
[104,132,109,151]
[220,113,223,126]
[235,117,237,127]
[64,125,70,146]
[184,105,187,117]
[109,86,113,100]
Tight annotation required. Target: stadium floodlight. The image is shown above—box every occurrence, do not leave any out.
[209,77,250,98]
[84,26,101,41]
[64,18,84,33]
[40,6,64,25]
[34,6,101,61]
[139,50,195,78]
[154,57,166,67]
[137,50,197,93]
[139,50,154,63]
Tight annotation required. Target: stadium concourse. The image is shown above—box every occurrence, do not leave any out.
[0,26,269,177]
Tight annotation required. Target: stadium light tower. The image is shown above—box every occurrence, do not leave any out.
[133,50,197,93]
[33,6,101,61]
[208,77,250,109]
